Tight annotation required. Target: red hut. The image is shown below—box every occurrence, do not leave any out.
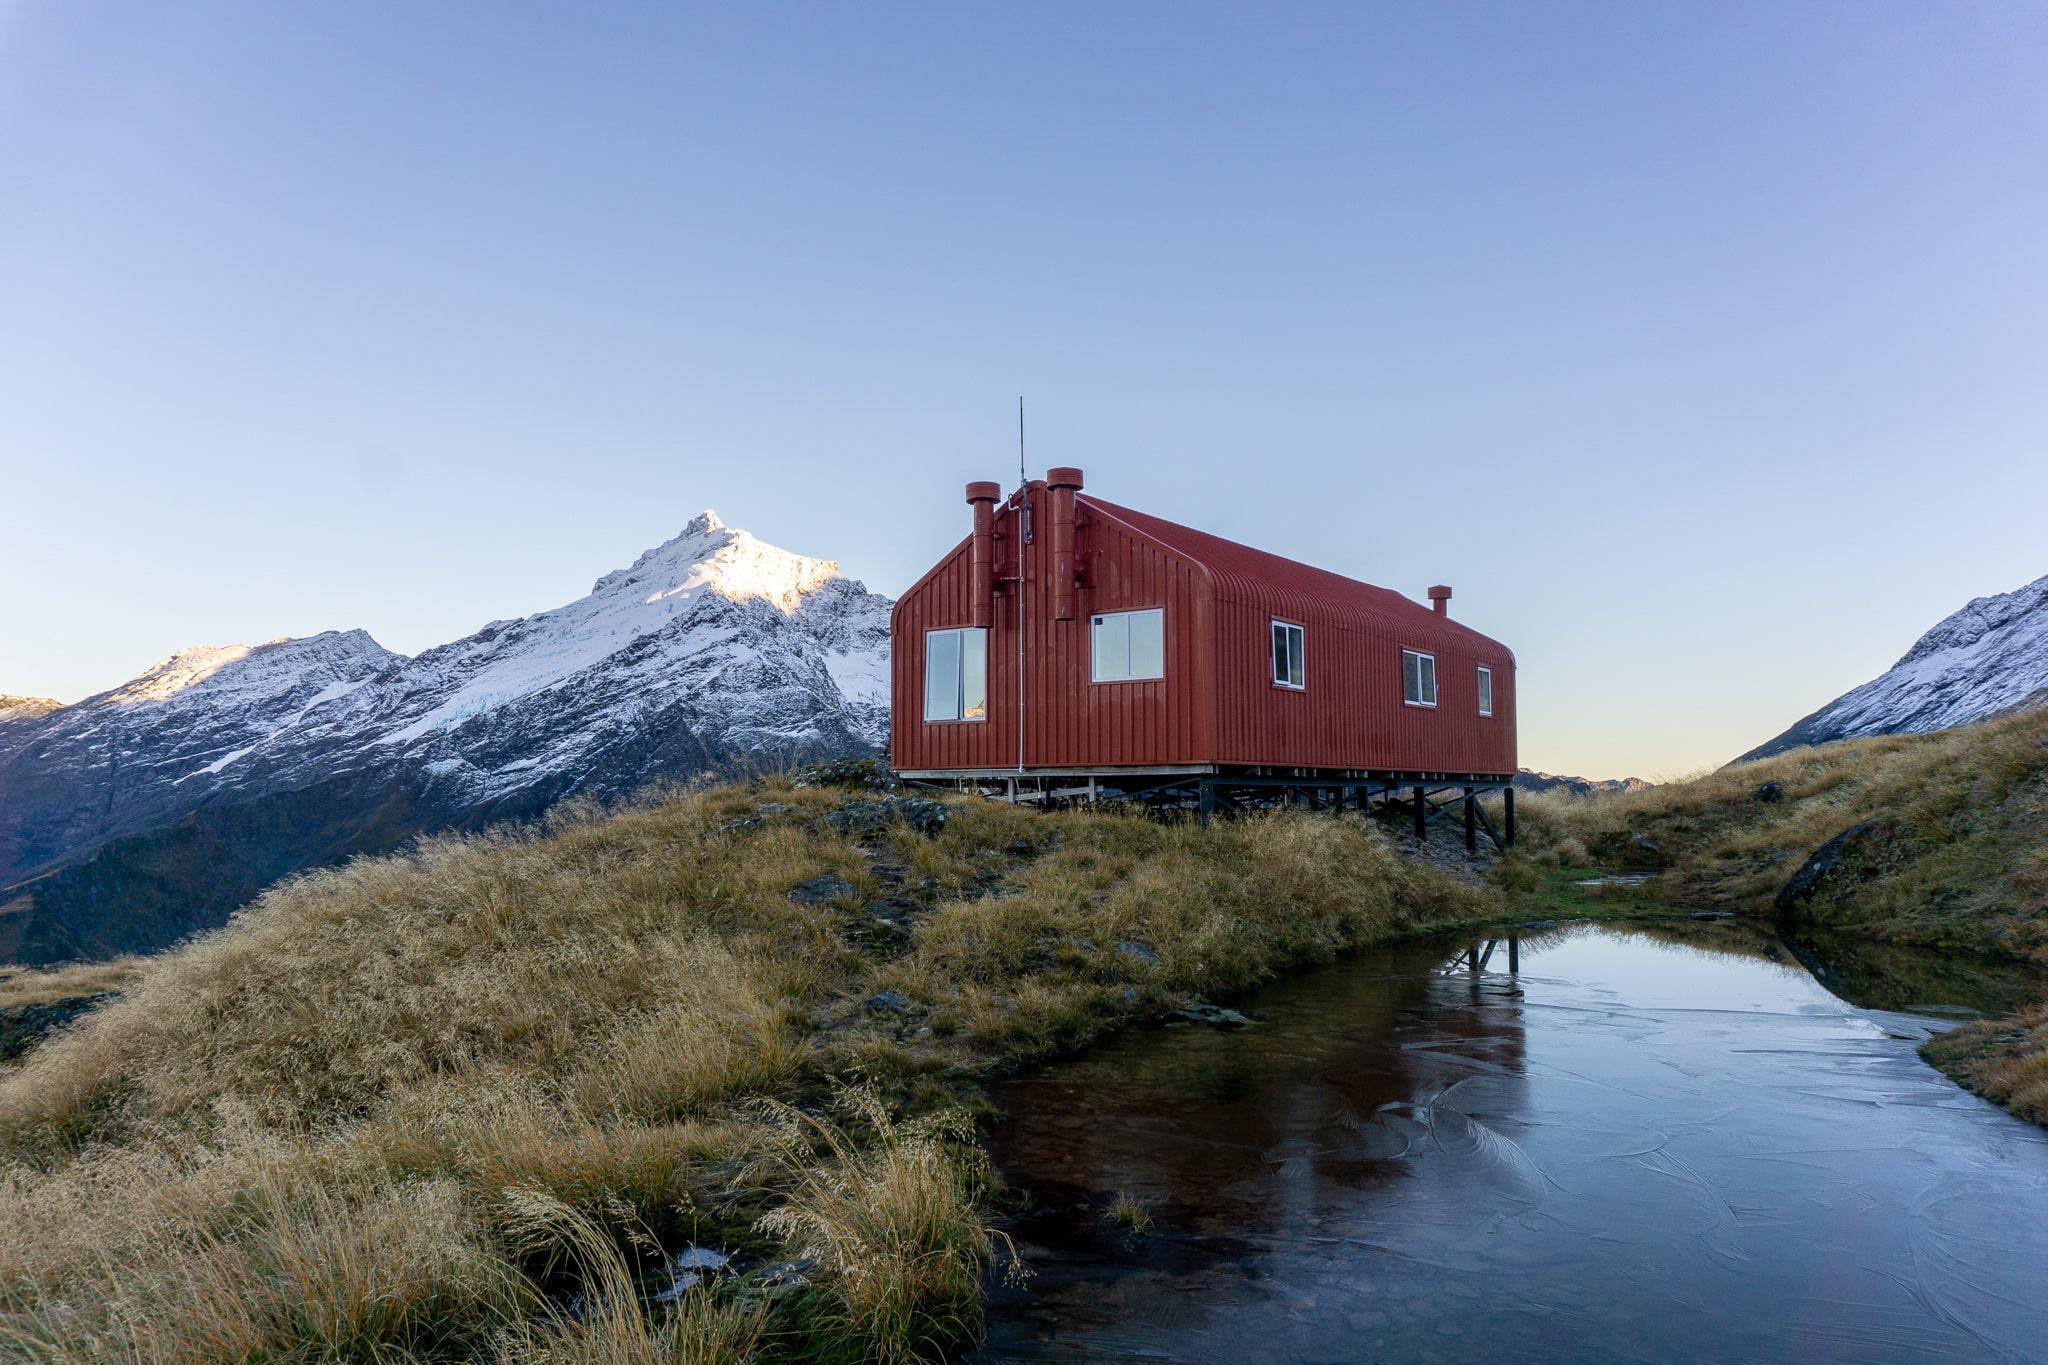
[889,469,1518,842]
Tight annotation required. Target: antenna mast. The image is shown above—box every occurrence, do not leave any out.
[1016,397,1027,775]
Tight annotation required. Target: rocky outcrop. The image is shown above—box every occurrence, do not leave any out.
[1775,823,1879,910]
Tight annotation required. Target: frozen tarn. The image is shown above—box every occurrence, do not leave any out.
[1741,570,2048,762]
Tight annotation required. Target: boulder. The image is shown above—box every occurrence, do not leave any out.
[789,874,860,907]
[1775,823,1877,909]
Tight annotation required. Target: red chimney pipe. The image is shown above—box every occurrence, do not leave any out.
[1046,467,1084,621]
[967,481,1001,628]
[1429,585,1452,617]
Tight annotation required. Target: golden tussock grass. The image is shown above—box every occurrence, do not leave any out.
[1922,1001,2048,1127]
[0,959,147,1011]
[0,778,1491,1361]
[1501,707,2048,963]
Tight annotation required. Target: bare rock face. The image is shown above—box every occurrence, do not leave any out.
[1741,572,2048,763]
[0,513,892,963]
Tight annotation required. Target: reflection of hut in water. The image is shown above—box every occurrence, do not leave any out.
[984,933,1535,1255]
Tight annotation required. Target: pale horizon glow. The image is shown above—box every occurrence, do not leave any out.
[4,4,2047,780]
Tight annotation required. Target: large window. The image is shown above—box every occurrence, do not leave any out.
[1477,665,1493,717]
[1091,609,1164,682]
[924,628,988,721]
[1402,649,1438,707]
[1271,621,1304,689]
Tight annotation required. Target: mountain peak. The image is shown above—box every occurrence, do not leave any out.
[592,516,841,614]
[1739,571,2048,762]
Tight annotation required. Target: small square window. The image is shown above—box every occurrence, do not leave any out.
[1271,621,1304,689]
[1402,649,1437,707]
[924,628,987,721]
[1477,666,1493,717]
[1091,609,1165,682]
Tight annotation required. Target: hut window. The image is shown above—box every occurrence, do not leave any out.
[924,628,988,721]
[1092,609,1164,682]
[1270,621,1305,689]
[1402,650,1437,707]
[1477,666,1493,717]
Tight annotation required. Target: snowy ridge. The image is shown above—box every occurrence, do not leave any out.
[0,515,893,902]
[372,511,859,747]
[1740,572,2048,762]
[0,696,61,726]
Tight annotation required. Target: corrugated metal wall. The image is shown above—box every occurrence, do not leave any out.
[891,485,1516,776]
[891,486,1211,772]
[1207,591,1516,774]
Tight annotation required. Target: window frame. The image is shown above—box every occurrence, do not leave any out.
[922,626,988,723]
[1090,607,1166,684]
[1476,665,1493,718]
[1401,648,1438,709]
[1269,619,1305,690]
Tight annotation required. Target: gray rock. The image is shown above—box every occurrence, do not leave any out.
[798,758,899,790]
[864,991,911,1015]
[1170,1003,1254,1029]
[827,797,948,838]
[789,874,859,906]
[1116,940,1161,965]
[1753,781,1785,804]
[1775,823,1878,909]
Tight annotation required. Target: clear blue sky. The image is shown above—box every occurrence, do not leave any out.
[4,3,2045,778]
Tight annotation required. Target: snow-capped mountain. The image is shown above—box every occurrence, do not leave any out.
[1739,572,2048,763]
[0,513,891,961]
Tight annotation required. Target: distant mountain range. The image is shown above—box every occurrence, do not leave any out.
[1512,770,1653,797]
[0,513,890,963]
[1740,571,2048,763]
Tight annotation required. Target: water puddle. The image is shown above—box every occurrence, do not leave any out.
[977,922,2048,1364]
